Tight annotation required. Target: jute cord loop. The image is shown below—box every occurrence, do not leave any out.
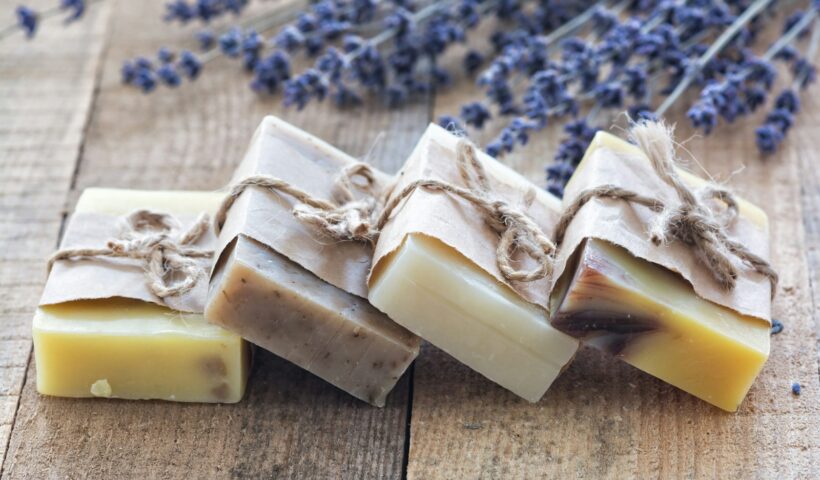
[48,209,213,298]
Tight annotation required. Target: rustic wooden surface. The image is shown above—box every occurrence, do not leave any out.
[0,1,817,478]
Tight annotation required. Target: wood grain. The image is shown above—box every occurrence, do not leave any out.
[403,41,820,480]
[0,0,112,472]
[1,1,819,479]
[1,1,429,479]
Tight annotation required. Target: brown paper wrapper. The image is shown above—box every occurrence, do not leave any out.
[214,116,391,299]
[371,123,562,312]
[39,211,214,314]
[553,131,771,324]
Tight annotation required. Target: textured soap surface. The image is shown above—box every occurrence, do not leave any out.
[206,235,420,407]
[34,188,250,403]
[551,239,770,411]
[370,234,578,402]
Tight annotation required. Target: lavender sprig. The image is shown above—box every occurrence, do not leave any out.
[1,0,100,40]
[756,12,818,153]
[163,0,249,25]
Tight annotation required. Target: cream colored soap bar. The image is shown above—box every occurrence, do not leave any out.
[370,234,578,402]
[206,235,420,407]
[34,189,250,403]
[368,124,579,402]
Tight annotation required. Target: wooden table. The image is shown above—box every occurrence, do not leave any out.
[1,1,818,478]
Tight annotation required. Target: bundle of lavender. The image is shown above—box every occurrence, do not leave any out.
[7,1,818,178]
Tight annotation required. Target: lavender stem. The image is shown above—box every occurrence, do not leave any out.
[655,0,776,117]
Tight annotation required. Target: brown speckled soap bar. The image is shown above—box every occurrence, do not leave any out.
[207,236,418,406]
[205,116,420,407]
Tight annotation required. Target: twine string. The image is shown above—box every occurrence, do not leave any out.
[48,209,213,298]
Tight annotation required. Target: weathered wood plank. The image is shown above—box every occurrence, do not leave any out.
[0,0,113,472]
[404,51,820,480]
[2,1,429,478]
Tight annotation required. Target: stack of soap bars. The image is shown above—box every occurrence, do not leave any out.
[34,116,774,412]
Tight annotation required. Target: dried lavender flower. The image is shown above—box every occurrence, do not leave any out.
[16,6,37,37]
[163,0,249,25]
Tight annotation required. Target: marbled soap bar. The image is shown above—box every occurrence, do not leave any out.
[207,235,419,406]
[34,189,250,403]
[205,116,420,407]
[550,239,769,411]
[369,124,578,402]
[549,132,772,412]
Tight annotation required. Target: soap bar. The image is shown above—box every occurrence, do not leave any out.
[207,235,419,406]
[369,124,578,402]
[370,234,577,402]
[206,116,420,406]
[34,188,250,403]
[549,130,772,412]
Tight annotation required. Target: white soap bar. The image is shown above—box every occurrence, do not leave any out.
[370,234,578,402]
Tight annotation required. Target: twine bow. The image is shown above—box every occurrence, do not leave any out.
[48,210,213,298]
[213,161,382,242]
[375,140,556,282]
[554,121,778,297]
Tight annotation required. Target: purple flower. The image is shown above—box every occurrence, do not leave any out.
[546,161,575,182]
[460,101,491,128]
[16,6,37,38]
[133,68,158,93]
[158,47,175,64]
[594,81,624,108]
[463,50,485,74]
[316,47,344,81]
[438,114,465,134]
[385,7,414,38]
[276,25,305,52]
[331,81,362,107]
[793,58,817,88]
[178,50,202,79]
[744,85,767,112]
[774,89,800,113]
[219,28,242,57]
[251,51,291,94]
[623,66,648,98]
[687,101,719,134]
[765,108,794,133]
[241,30,264,70]
[755,123,783,154]
[628,104,657,121]
[196,30,215,50]
[60,0,85,23]
[164,0,249,24]
[283,68,328,109]
[157,63,181,87]
[349,45,386,88]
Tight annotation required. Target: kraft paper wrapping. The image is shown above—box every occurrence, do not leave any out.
[371,123,562,312]
[40,211,213,314]
[553,131,772,324]
[214,116,392,299]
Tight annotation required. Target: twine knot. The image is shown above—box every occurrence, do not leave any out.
[375,139,556,282]
[214,162,383,243]
[48,210,213,299]
[555,121,778,297]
